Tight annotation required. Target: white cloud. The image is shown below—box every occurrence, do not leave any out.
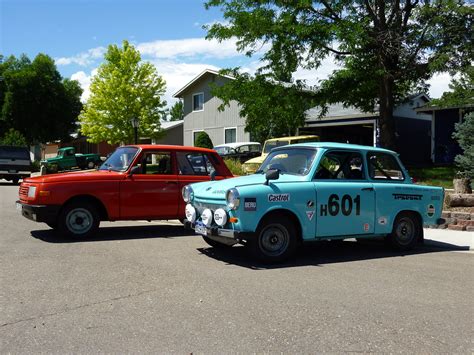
[137,37,242,59]
[427,72,455,99]
[71,69,97,102]
[56,47,106,66]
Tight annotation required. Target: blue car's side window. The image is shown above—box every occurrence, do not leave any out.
[367,153,405,181]
[314,151,366,180]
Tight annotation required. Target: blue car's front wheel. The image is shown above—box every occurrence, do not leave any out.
[251,215,297,263]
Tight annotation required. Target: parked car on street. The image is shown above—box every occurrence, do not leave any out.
[183,142,445,262]
[242,135,319,174]
[17,145,233,237]
[0,146,32,184]
[214,142,261,163]
[41,147,102,172]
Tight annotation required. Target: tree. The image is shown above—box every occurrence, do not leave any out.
[205,0,473,149]
[0,128,27,146]
[431,66,474,107]
[211,70,316,142]
[168,100,184,121]
[0,54,82,143]
[453,112,474,179]
[80,40,167,144]
[195,132,213,149]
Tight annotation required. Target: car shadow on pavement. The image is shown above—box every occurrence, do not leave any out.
[31,224,190,243]
[197,239,468,270]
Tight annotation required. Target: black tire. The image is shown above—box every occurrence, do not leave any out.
[386,212,421,251]
[87,161,95,169]
[57,202,100,238]
[12,177,19,185]
[249,215,297,263]
[202,236,232,249]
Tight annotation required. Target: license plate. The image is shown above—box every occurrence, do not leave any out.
[195,221,207,236]
[9,170,16,173]
[16,202,22,212]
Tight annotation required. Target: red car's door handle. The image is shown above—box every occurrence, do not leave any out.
[166,181,178,184]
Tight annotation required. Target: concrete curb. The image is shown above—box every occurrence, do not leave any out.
[423,228,474,251]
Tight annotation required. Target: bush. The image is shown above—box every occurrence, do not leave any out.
[0,128,28,147]
[453,112,474,179]
[195,132,213,149]
[224,158,245,176]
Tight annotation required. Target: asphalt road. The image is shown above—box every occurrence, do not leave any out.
[1,182,473,353]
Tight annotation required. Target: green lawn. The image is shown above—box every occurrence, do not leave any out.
[407,166,456,189]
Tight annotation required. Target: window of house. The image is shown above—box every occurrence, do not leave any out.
[224,128,236,144]
[193,93,204,111]
[367,152,404,180]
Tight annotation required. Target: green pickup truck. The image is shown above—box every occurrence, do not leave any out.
[41,147,102,172]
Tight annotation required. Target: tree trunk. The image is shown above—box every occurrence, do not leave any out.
[453,178,472,194]
[378,76,397,150]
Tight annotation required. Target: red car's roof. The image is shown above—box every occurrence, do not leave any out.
[125,145,216,153]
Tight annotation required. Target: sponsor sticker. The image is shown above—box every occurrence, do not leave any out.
[427,204,435,217]
[307,200,314,208]
[378,216,388,225]
[363,223,370,232]
[268,194,290,202]
[244,198,257,211]
[392,193,422,201]
[306,211,315,221]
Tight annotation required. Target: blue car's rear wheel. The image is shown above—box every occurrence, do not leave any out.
[387,212,421,251]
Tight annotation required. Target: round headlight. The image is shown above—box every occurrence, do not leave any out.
[182,185,194,203]
[214,208,228,227]
[201,208,213,227]
[226,188,240,210]
[185,204,196,223]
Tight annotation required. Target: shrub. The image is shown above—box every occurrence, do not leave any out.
[224,158,245,176]
[195,132,213,149]
[453,112,474,179]
[0,128,28,147]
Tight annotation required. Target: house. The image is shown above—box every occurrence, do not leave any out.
[415,104,473,164]
[173,69,252,146]
[300,94,433,164]
[174,69,433,165]
[152,120,184,145]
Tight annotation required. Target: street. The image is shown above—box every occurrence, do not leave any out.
[1,182,473,353]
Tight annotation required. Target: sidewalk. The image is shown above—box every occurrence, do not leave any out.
[424,228,474,251]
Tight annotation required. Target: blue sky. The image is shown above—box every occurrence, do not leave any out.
[1,0,451,105]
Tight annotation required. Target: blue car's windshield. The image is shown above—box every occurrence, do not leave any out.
[257,148,317,176]
[100,147,139,172]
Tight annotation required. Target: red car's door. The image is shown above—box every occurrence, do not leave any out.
[119,150,180,219]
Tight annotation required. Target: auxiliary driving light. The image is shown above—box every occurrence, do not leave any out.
[201,209,213,227]
[214,208,227,227]
[185,204,196,223]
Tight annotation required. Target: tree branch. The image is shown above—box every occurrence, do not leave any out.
[322,45,352,56]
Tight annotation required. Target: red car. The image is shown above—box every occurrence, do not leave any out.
[17,145,233,237]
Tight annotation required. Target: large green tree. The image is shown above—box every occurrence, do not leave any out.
[205,0,473,149]
[80,40,167,144]
[168,100,184,121]
[0,54,82,143]
[211,70,316,142]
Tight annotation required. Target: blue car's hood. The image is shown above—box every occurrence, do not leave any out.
[191,173,304,200]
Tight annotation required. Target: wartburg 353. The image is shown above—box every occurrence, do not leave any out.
[183,142,445,263]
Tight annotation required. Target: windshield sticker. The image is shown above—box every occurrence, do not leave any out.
[268,194,290,202]
[427,204,435,217]
[392,193,422,201]
[244,198,257,211]
[378,216,388,225]
[306,211,315,221]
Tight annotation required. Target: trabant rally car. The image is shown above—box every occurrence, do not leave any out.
[183,142,445,262]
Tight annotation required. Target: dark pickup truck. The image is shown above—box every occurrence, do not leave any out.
[0,146,32,184]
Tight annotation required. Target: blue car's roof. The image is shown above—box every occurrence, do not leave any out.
[282,142,396,154]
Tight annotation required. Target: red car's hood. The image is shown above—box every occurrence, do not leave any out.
[23,170,125,183]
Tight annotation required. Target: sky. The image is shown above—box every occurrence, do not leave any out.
[1,0,453,106]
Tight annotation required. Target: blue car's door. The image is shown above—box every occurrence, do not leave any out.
[312,149,375,238]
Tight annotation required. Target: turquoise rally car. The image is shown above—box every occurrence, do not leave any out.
[182,143,445,262]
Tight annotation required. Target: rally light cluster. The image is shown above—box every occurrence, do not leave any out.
[183,184,240,228]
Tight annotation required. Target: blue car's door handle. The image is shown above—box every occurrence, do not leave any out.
[361,187,374,191]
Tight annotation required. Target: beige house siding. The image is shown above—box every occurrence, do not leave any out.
[179,72,249,147]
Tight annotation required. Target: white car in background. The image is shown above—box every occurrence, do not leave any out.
[213,142,262,163]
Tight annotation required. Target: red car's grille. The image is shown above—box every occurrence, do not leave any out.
[19,185,29,201]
